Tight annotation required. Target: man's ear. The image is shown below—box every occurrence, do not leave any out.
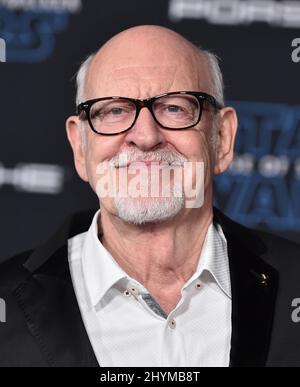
[214,107,238,175]
[66,115,89,182]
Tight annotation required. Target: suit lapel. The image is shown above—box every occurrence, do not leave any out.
[214,208,278,367]
[14,210,99,367]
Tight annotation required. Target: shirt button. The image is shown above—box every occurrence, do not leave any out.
[130,286,139,296]
[195,281,201,289]
[169,319,176,329]
[124,290,131,297]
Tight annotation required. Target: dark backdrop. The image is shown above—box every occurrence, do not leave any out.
[0,0,299,261]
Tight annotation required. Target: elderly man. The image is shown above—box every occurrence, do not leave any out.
[0,25,299,367]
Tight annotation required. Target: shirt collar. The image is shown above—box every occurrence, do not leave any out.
[192,222,231,299]
[82,209,128,308]
[82,209,231,308]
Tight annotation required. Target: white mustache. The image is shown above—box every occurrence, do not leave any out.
[108,149,188,168]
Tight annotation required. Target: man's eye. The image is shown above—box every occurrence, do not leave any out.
[108,107,124,115]
[92,106,126,119]
[166,104,183,113]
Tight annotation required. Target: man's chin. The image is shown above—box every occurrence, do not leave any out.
[114,195,185,225]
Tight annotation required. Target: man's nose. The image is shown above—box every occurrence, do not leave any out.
[124,107,166,151]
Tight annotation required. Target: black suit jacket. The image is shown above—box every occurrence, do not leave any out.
[0,208,300,367]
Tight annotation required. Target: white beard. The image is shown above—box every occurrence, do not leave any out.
[105,147,190,224]
[114,188,185,225]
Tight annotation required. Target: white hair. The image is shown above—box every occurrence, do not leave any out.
[201,50,224,106]
[75,53,95,151]
[75,53,96,106]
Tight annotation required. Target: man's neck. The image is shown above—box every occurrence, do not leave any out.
[99,203,213,296]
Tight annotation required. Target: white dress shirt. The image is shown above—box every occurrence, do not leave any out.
[68,209,232,367]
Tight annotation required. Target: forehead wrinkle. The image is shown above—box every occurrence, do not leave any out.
[106,64,178,84]
[91,78,176,99]
[88,65,181,99]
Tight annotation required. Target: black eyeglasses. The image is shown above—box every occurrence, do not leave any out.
[77,91,223,136]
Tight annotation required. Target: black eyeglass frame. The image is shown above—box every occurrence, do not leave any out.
[77,91,223,136]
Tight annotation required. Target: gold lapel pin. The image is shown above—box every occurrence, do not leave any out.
[251,270,269,286]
